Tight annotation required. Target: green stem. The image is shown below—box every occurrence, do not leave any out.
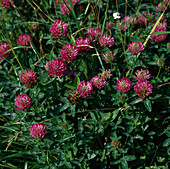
[156,67,161,79]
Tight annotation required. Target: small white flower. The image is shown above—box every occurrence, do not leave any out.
[113,12,121,19]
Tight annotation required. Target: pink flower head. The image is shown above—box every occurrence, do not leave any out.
[60,44,78,61]
[153,13,167,23]
[90,75,106,89]
[128,41,144,54]
[77,80,93,98]
[48,58,67,78]
[100,69,112,80]
[99,34,114,47]
[153,22,167,31]
[103,51,115,62]
[0,0,14,8]
[150,29,166,43]
[50,20,68,38]
[137,12,151,25]
[15,93,32,111]
[134,80,152,99]
[116,78,132,93]
[60,1,72,15]
[155,2,167,12]
[0,42,10,60]
[72,0,79,5]
[106,22,114,30]
[20,70,37,87]
[124,16,137,25]
[135,69,151,80]
[117,20,130,31]
[30,123,47,138]
[86,27,101,41]
[17,34,32,47]
[111,138,121,150]
[75,37,91,52]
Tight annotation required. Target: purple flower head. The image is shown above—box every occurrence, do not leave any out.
[103,51,115,62]
[30,123,47,138]
[134,80,152,99]
[128,41,144,54]
[0,43,10,60]
[75,37,91,53]
[20,70,37,87]
[48,58,67,78]
[86,27,101,41]
[106,22,114,30]
[100,69,112,80]
[135,69,151,80]
[111,138,121,150]
[15,93,32,111]
[90,75,106,89]
[50,20,68,38]
[0,0,14,8]
[137,12,151,25]
[116,78,132,93]
[60,44,78,61]
[155,2,167,12]
[60,1,72,15]
[17,34,32,47]
[77,80,93,98]
[150,29,166,43]
[99,34,114,47]
[117,20,130,31]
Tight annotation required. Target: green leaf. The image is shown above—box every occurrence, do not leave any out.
[123,155,136,161]
[163,138,170,147]
[144,100,152,112]
[111,109,119,121]
[130,98,143,105]
[121,161,128,169]
[60,103,70,112]
[64,83,76,89]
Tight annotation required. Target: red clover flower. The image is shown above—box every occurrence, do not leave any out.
[48,58,67,78]
[134,80,152,99]
[60,44,78,61]
[102,51,115,62]
[100,69,112,80]
[0,0,14,8]
[99,34,114,47]
[75,37,91,53]
[50,20,68,38]
[128,41,144,54]
[135,69,151,80]
[77,80,93,98]
[90,76,106,89]
[17,34,32,47]
[0,42,10,60]
[116,78,132,93]
[30,123,47,138]
[15,93,32,111]
[20,70,37,87]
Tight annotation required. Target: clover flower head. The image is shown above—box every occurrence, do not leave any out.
[48,58,67,78]
[0,0,14,8]
[30,123,47,138]
[103,51,115,62]
[17,34,32,47]
[15,93,32,111]
[124,16,136,25]
[99,34,114,47]
[75,37,91,52]
[128,41,144,54]
[153,22,167,31]
[150,29,166,43]
[100,69,112,80]
[77,80,93,98]
[20,70,37,87]
[116,78,132,93]
[86,27,101,41]
[113,12,121,19]
[60,1,72,15]
[50,20,68,38]
[155,2,167,12]
[135,69,151,80]
[90,75,106,89]
[134,80,152,99]
[111,138,121,150]
[60,44,78,61]
[117,20,130,31]
[137,12,151,25]
[106,22,114,30]
[0,42,10,60]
